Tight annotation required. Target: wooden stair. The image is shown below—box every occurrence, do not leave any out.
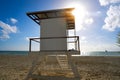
[24,52,80,80]
[56,55,70,70]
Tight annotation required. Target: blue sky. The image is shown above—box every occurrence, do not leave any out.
[0,0,120,51]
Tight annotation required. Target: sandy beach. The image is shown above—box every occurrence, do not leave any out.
[0,54,120,80]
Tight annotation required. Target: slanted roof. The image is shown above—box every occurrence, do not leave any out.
[27,8,75,29]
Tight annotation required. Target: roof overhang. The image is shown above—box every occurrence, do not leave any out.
[27,8,75,29]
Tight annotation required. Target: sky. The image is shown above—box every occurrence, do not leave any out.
[0,0,120,51]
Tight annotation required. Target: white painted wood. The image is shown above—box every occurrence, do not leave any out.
[40,18,67,51]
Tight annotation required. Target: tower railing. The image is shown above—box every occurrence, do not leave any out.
[29,36,80,52]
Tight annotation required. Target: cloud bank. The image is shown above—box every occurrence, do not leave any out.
[102,5,120,31]
[0,20,17,39]
[99,0,120,31]
[75,16,94,31]
[99,0,120,6]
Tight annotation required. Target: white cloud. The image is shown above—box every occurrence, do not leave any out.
[84,18,94,25]
[95,11,102,16]
[89,11,102,17]
[71,4,95,32]
[99,0,120,6]
[0,21,17,39]
[80,36,87,44]
[10,18,18,24]
[75,17,94,31]
[81,36,86,41]
[96,11,102,14]
[102,5,120,31]
[26,37,29,41]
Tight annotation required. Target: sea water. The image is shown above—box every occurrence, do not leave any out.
[0,51,28,55]
[0,51,120,56]
[81,51,120,56]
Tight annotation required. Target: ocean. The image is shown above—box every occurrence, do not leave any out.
[81,51,120,56]
[0,51,28,55]
[0,51,120,56]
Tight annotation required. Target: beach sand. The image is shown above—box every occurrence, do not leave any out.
[0,54,120,80]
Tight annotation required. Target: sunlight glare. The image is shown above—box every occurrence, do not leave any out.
[68,3,88,31]
[72,5,86,19]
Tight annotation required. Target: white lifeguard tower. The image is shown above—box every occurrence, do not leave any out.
[25,8,80,80]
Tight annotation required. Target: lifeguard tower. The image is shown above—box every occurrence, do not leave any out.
[25,8,80,80]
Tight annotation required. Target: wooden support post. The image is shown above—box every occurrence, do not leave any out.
[67,53,80,79]
[24,53,39,80]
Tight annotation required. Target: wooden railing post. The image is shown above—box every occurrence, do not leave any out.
[29,39,32,52]
[77,37,80,52]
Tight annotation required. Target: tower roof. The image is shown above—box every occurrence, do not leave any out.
[27,8,75,29]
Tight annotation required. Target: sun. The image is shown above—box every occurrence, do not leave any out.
[73,4,87,31]
[72,5,86,19]
[66,3,87,31]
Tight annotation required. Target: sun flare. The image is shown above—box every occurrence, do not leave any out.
[67,3,88,31]
[72,5,86,19]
